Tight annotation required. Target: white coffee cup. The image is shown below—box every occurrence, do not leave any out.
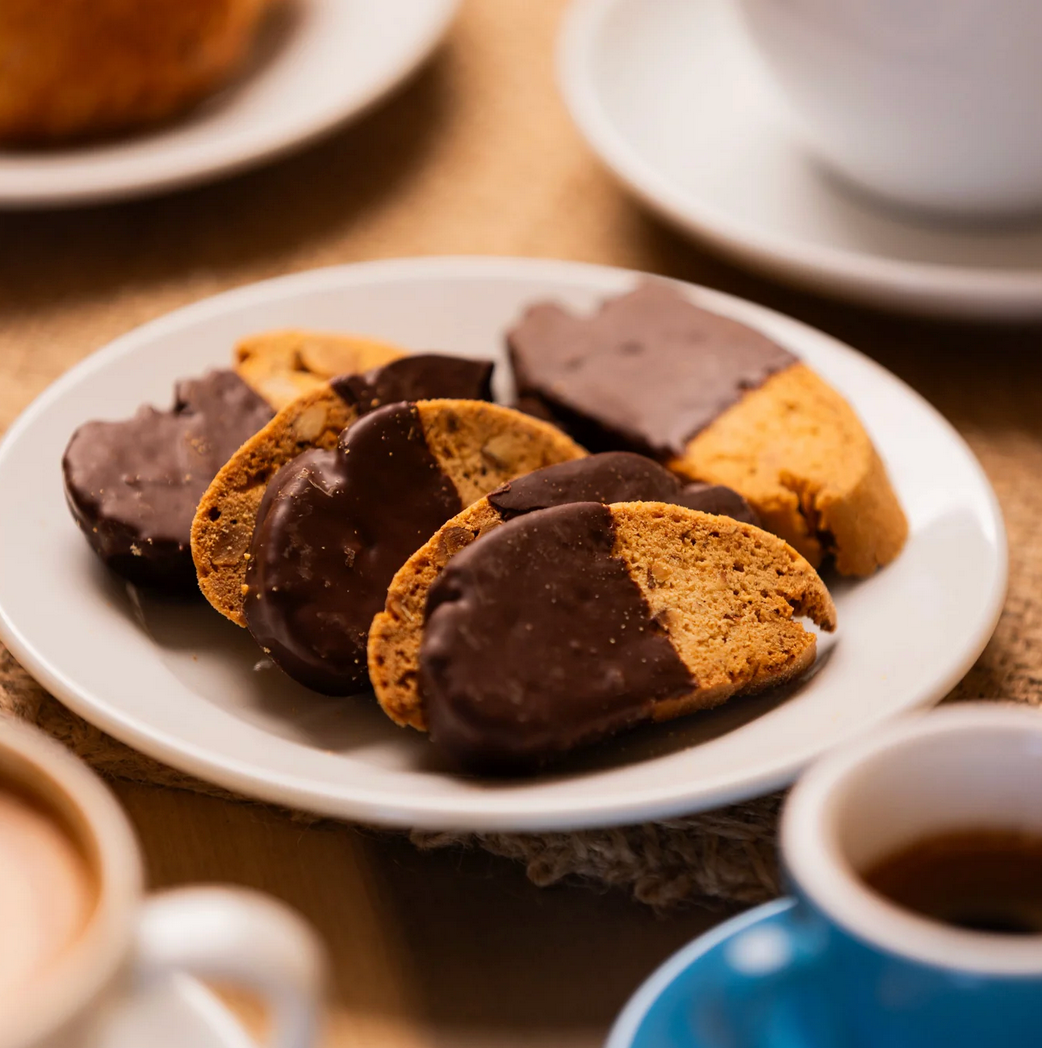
[737,0,1042,217]
[0,718,325,1048]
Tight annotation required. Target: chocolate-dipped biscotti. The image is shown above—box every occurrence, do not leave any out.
[240,399,584,694]
[63,369,274,590]
[379,500,835,771]
[510,282,907,576]
[369,451,759,730]
[192,354,495,625]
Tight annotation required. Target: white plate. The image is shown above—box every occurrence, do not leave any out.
[98,973,254,1048]
[559,0,1042,320]
[0,0,458,209]
[0,257,1006,831]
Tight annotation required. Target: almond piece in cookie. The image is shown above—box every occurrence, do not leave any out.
[509,281,906,576]
[192,354,496,625]
[235,329,405,409]
[369,451,759,730]
[410,501,836,771]
[242,400,585,694]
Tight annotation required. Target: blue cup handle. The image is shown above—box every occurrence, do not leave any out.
[691,905,837,1048]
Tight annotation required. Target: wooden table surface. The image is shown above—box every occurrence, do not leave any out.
[114,781,721,1046]
[4,0,1042,1044]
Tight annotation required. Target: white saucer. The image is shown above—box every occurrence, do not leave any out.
[0,257,1006,832]
[97,973,253,1048]
[559,0,1042,319]
[0,0,458,209]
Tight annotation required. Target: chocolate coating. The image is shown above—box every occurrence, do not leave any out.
[509,282,796,459]
[488,451,759,526]
[62,369,273,589]
[420,501,693,771]
[245,403,462,694]
[331,354,493,413]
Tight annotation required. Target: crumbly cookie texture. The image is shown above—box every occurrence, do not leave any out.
[370,502,836,734]
[192,385,358,625]
[234,329,404,409]
[0,0,278,143]
[609,502,836,718]
[672,364,908,577]
[417,400,586,508]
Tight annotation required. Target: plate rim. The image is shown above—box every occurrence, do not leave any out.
[0,256,1009,831]
[557,0,1042,318]
[0,0,460,209]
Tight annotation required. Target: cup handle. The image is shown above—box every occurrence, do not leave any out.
[694,907,836,1048]
[132,886,325,1048]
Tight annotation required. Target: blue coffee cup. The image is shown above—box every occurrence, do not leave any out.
[611,705,1042,1048]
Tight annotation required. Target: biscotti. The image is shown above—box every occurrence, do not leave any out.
[509,281,907,576]
[192,354,495,625]
[382,500,836,769]
[370,452,759,730]
[242,399,585,693]
[62,369,274,590]
[234,329,406,409]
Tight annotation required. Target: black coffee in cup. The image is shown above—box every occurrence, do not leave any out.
[864,830,1042,936]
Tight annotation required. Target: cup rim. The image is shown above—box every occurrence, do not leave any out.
[782,704,1042,976]
[0,719,142,1048]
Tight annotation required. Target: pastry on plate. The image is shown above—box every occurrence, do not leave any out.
[509,282,907,576]
[0,0,280,143]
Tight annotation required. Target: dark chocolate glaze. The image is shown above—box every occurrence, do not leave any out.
[244,403,462,694]
[509,282,796,459]
[420,501,693,772]
[331,354,493,413]
[62,370,274,590]
[488,451,759,526]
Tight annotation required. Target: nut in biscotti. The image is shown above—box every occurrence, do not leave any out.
[234,329,405,409]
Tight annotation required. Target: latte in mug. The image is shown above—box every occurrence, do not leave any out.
[0,718,323,1048]
[0,787,94,998]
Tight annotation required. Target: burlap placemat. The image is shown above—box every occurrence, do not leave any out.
[0,0,1038,908]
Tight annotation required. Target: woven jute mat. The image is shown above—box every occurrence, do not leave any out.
[0,0,1039,909]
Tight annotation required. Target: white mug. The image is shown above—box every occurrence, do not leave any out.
[737,0,1042,217]
[0,718,325,1048]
